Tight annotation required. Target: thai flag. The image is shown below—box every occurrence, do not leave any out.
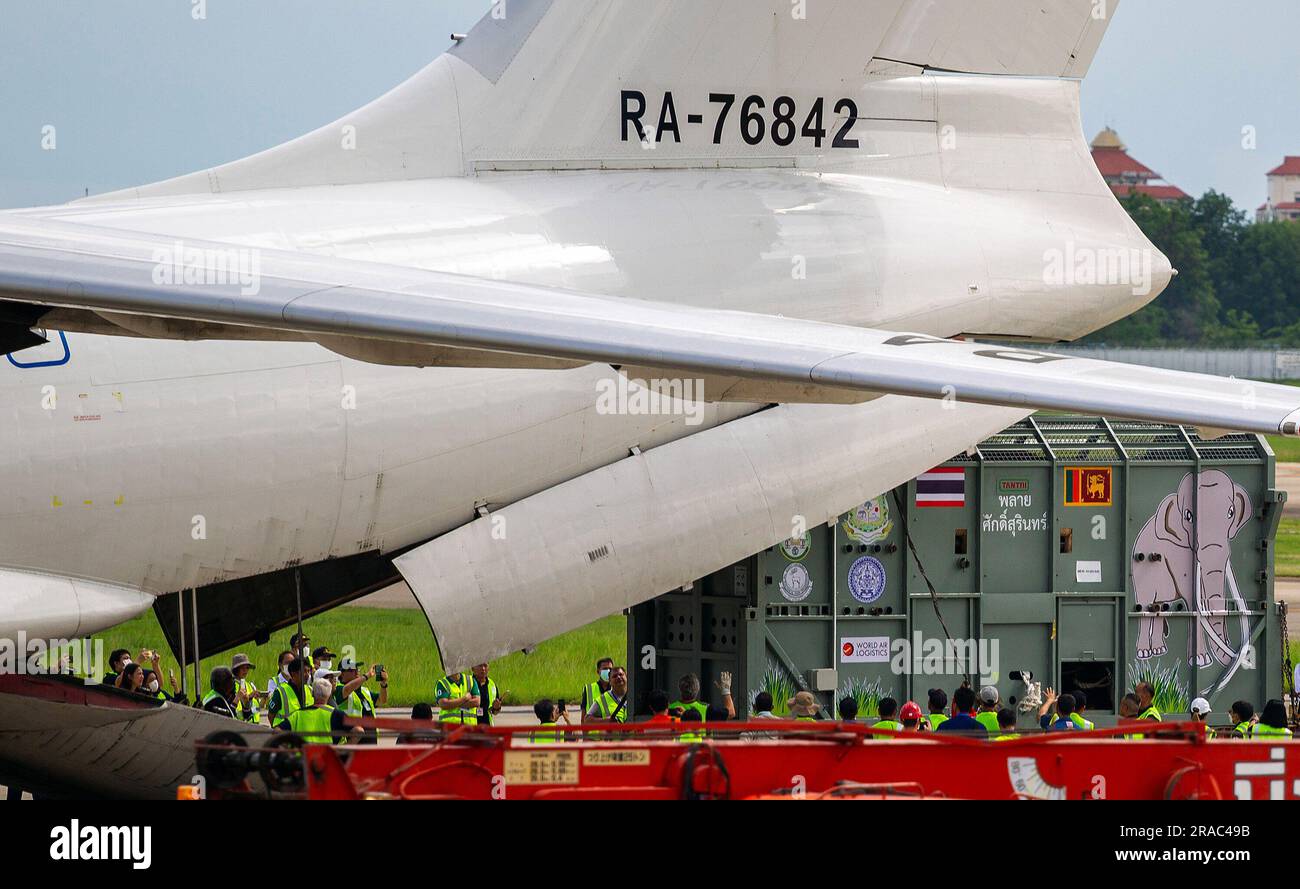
[916,467,966,508]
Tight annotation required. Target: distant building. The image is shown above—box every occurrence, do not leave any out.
[1256,157,1300,222]
[1090,127,1190,204]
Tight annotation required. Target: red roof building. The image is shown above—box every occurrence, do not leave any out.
[1257,156,1300,222]
[1090,128,1190,204]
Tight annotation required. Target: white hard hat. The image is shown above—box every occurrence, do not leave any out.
[1189,697,1211,716]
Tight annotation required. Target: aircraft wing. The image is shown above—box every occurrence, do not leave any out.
[1,216,1298,438]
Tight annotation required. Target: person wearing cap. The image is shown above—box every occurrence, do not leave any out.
[289,632,314,670]
[470,662,504,726]
[975,686,1001,733]
[1188,697,1214,737]
[287,678,353,744]
[435,667,478,725]
[1228,700,1255,738]
[934,686,988,736]
[333,658,388,744]
[1069,690,1095,730]
[899,701,926,732]
[268,657,312,730]
[1251,700,1292,738]
[230,654,263,724]
[926,688,948,731]
[871,697,901,736]
[311,646,339,684]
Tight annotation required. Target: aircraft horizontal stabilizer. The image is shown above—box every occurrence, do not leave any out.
[0,216,1297,439]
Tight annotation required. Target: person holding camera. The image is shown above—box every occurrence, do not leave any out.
[529,699,572,743]
[333,658,388,744]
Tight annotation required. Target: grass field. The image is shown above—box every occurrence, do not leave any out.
[1276,517,1300,578]
[90,608,625,708]
[1266,436,1300,462]
[1264,380,1300,460]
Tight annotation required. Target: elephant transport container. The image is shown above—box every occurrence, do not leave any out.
[628,416,1289,729]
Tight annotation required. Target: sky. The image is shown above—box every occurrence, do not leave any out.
[1,0,1297,213]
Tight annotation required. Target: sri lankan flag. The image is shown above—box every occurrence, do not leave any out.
[1064,467,1112,507]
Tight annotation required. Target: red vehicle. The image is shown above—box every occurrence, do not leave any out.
[194,718,1298,801]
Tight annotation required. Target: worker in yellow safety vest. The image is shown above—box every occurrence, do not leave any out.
[993,708,1018,740]
[288,678,348,744]
[670,672,708,721]
[1251,700,1293,739]
[334,658,388,744]
[787,691,822,723]
[1135,682,1162,722]
[289,632,314,671]
[926,688,949,731]
[435,670,477,725]
[230,653,263,724]
[1117,693,1146,740]
[529,699,569,743]
[581,657,615,724]
[975,686,1002,733]
[268,656,312,730]
[588,666,630,724]
[678,709,706,743]
[200,666,242,720]
[470,663,504,726]
[871,697,902,736]
[1189,697,1215,738]
[1069,690,1096,730]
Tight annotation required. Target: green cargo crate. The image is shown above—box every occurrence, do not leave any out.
[627,417,1285,728]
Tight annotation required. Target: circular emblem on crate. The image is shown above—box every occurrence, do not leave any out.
[779,563,813,602]
[779,533,812,562]
[848,556,887,604]
[842,496,893,545]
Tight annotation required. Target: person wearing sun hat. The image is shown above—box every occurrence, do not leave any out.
[787,691,822,721]
[229,653,263,723]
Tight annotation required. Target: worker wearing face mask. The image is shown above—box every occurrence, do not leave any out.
[581,657,615,724]
[267,650,294,698]
[311,646,339,684]
[290,633,314,671]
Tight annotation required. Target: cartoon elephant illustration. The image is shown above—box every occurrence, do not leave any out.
[1132,470,1251,666]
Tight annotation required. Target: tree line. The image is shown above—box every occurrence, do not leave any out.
[1085,191,1300,347]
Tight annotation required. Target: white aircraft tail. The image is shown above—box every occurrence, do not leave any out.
[96,0,1119,200]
